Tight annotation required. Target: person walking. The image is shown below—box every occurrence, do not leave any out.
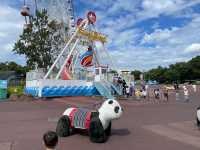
[122,79,127,96]
[129,83,134,96]
[192,84,197,93]
[183,86,189,102]
[154,89,160,99]
[126,85,129,98]
[142,89,147,99]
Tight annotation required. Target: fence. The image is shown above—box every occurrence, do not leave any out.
[0,80,7,100]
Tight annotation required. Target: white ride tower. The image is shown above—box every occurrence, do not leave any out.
[25,11,121,98]
[40,0,76,36]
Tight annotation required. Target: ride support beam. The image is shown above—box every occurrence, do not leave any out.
[55,21,89,79]
[43,19,87,79]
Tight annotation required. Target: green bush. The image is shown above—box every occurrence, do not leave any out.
[7,86,24,97]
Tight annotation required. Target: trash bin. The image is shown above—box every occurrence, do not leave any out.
[0,80,7,101]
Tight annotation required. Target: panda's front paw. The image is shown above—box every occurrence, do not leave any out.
[89,118,107,143]
[105,122,112,136]
[196,116,200,127]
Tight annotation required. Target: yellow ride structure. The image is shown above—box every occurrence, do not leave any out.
[78,28,107,43]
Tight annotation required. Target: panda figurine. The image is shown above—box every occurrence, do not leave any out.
[196,106,200,127]
[56,99,123,143]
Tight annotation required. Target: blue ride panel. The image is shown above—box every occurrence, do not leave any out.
[24,87,39,97]
[24,85,100,97]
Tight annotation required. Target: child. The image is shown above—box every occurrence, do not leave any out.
[135,89,140,100]
[154,89,160,99]
[183,86,189,102]
[164,90,168,101]
[142,90,147,99]
[129,83,133,96]
[126,85,129,98]
[192,84,197,93]
[43,131,58,150]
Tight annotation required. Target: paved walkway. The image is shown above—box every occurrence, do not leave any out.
[0,91,199,150]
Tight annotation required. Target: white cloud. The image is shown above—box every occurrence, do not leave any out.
[131,14,200,69]
[142,0,178,12]
[1,0,200,70]
[0,5,25,65]
[3,43,14,52]
[0,32,7,38]
[141,14,200,46]
[185,43,200,53]
[92,0,200,70]
[142,28,175,44]
[139,0,200,19]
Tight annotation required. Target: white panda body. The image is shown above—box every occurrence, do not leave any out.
[197,109,200,121]
[63,107,76,116]
[196,107,200,127]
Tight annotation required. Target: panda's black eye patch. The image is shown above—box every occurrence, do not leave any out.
[108,100,113,104]
[114,106,119,113]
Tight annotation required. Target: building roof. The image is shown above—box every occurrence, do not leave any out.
[0,71,17,80]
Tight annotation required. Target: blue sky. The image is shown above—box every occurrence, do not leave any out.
[1,0,200,70]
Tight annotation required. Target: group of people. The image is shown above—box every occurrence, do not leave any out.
[113,76,198,102]
[174,83,198,102]
[113,76,148,98]
[125,83,148,99]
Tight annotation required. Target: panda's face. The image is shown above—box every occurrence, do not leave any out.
[99,99,123,120]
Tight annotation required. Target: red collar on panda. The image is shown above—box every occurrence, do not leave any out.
[69,108,91,129]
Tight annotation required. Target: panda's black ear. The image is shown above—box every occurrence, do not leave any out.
[108,100,113,104]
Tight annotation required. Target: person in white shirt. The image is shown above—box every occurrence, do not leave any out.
[192,84,197,93]
[183,86,189,102]
[142,90,147,99]
[126,86,129,98]
[154,89,160,99]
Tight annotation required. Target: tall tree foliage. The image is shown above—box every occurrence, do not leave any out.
[145,56,200,83]
[131,70,141,80]
[0,62,28,75]
[13,9,64,69]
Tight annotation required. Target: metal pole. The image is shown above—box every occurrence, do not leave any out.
[70,49,79,74]
[92,24,117,71]
[55,21,89,79]
[43,19,87,79]
[34,0,38,11]
[56,39,80,79]
[102,43,117,71]
[72,50,80,75]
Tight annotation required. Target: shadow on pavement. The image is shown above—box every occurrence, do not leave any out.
[111,128,131,136]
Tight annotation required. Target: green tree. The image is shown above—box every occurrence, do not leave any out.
[188,56,200,80]
[145,56,200,83]
[13,9,64,69]
[168,62,191,83]
[145,66,167,83]
[109,70,118,74]
[131,70,141,80]
[0,62,28,75]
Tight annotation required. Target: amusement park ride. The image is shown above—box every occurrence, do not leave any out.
[23,0,122,98]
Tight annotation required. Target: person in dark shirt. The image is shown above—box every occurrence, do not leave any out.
[122,79,127,96]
